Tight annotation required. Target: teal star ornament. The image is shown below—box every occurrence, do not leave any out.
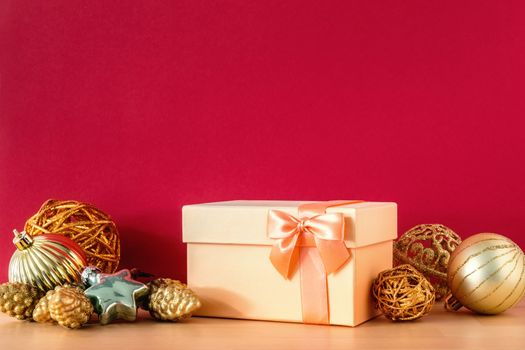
[83,267,149,325]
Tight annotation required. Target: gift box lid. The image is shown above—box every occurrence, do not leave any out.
[183,200,397,248]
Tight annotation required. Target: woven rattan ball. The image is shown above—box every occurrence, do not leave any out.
[372,264,435,321]
[25,199,120,273]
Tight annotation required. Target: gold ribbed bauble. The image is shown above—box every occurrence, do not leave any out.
[25,199,120,273]
[145,278,201,321]
[9,230,87,293]
[0,282,43,320]
[372,264,435,321]
[445,233,525,315]
[394,224,462,300]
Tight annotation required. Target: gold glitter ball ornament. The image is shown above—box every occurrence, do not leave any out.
[33,285,93,329]
[25,199,120,273]
[0,282,42,320]
[394,224,462,300]
[9,230,87,293]
[145,279,201,321]
[445,233,525,315]
[372,264,436,321]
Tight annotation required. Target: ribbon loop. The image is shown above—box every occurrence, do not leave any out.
[267,209,349,279]
[267,200,364,324]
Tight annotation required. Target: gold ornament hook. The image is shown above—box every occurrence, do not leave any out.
[12,229,34,250]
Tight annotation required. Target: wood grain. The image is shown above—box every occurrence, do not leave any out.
[0,301,523,350]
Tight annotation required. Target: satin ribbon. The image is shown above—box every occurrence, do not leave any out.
[267,200,363,324]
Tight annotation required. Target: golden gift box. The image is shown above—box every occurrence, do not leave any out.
[183,200,397,326]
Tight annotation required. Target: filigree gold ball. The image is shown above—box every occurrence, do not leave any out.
[394,224,461,300]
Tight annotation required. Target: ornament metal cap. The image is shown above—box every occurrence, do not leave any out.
[13,229,34,250]
[444,294,463,311]
[81,266,102,287]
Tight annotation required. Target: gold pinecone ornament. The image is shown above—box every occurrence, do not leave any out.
[32,292,52,323]
[145,279,201,321]
[33,285,93,329]
[0,282,42,320]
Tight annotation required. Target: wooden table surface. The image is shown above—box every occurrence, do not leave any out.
[1,301,524,350]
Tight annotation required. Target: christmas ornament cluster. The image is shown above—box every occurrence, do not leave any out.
[373,224,525,321]
[1,199,201,329]
[2,199,524,328]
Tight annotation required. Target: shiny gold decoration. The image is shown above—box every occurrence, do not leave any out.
[145,278,201,321]
[445,233,525,315]
[9,230,87,292]
[50,285,93,329]
[372,264,435,321]
[32,292,52,323]
[0,282,42,320]
[25,199,120,273]
[33,285,90,327]
[394,224,461,300]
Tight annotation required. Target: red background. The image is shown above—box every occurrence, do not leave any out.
[1,1,524,282]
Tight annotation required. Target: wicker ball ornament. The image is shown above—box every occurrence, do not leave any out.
[394,224,462,300]
[445,233,525,315]
[25,199,120,273]
[372,264,436,321]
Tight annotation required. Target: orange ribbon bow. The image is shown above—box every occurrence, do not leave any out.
[266,201,363,324]
[267,208,351,279]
